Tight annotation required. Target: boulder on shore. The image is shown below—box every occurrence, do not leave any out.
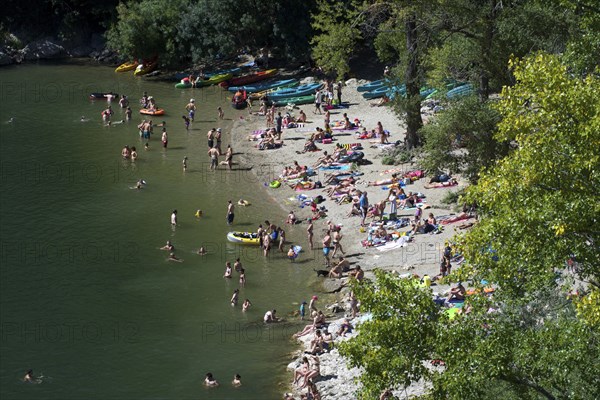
[20,38,66,61]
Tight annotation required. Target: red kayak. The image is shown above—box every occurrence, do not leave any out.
[220,69,277,88]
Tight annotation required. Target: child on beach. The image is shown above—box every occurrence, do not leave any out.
[217,106,224,120]
[299,301,307,320]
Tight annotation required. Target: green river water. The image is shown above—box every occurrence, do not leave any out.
[0,61,317,400]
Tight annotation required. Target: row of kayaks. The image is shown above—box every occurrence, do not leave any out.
[359,79,474,100]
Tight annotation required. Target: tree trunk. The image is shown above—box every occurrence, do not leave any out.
[479,0,498,101]
[404,12,423,149]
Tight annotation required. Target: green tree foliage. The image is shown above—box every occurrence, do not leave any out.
[177,0,314,64]
[560,0,600,75]
[310,0,361,80]
[340,53,600,399]
[338,271,440,399]
[460,53,600,293]
[420,95,507,183]
[106,0,183,64]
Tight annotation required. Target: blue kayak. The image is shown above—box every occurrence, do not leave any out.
[228,79,298,93]
[447,83,474,99]
[267,83,322,100]
[357,79,386,92]
[362,86,389,99]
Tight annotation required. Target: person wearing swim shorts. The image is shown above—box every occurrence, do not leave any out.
[186,99,196,121]
[322,231,332,266]
[226,200,234,225]
[208,147,219,170]
[207,128,215,149]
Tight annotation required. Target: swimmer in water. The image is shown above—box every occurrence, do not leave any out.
[197,246,207,255]
[23,369,34,383]
[168,252,183,262]
[230,288,239,306]
[182,156,188,172]
[144,142,149,151]
[242,298,252,312]
[160,240,174,251]
[223,262,232,278]
[79,116,89,122]
[204,373,219,387]
[232,374,242,386]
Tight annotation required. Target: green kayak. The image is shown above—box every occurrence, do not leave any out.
[175,73,233,89]
[272,95,315,107]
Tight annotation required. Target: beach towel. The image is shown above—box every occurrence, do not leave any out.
[319,165,351,171]
[424,180,459,189]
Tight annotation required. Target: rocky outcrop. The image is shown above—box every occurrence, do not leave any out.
[20,38,66,61]
[0,50,13,65]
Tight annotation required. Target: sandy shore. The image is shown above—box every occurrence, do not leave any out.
[227,78,470,398]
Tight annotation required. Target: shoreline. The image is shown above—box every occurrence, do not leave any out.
[228,79,469,398]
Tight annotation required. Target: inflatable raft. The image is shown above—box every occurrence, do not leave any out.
[227,232,260,245]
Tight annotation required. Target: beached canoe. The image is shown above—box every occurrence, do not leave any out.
[227,79,298,93]
[175,73,233,89]
[272,95,315,107]
[115,61,138,73]
[447,83,474,99]
[220,69,277,88]
[357,79,386,92]
[227,231,260,245]
[134,59,158,76]
[362,86,389,99]
[171,67,242,82]
[248,81,300,100]
[140,108,165,116]
[267,83,322,101]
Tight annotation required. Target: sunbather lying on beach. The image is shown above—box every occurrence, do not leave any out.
[294,311,327,337]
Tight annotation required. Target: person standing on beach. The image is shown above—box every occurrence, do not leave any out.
[306,219,314,250]
[331,227,345,257]
[224,145,233,170]
[215,128,223,154]
[322,230,332,266]
[226,200,235,225]
[314,89,322,114]
[207,128,216,149]
[276,112,283,140]
[186,99,196,121]
[208,147,219,170]
[217,106,224,120]
[309,295,318,314]
[359,191,369,226]
[336,81,343,104]
[299,301,307,320]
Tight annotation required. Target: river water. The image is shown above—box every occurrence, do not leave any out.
[0,61,315,399]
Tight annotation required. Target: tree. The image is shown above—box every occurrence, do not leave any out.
[338,271,440,399]
[339,53,600,399]
[178,0,314,64]
[420,95,507,183]
[310,0,361,79]
[106,0,183,64]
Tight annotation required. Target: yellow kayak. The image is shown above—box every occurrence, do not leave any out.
[115,61,138,73]
[134,59,158,76]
